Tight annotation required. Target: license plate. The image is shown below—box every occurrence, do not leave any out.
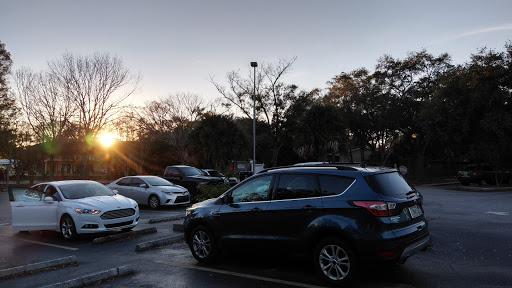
[409,205,422,218]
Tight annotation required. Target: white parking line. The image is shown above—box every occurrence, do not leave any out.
[154,260,327,288]
[17,239,80,251]
[0,223,10,227]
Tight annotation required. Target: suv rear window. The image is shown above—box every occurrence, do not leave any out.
[364,172,413,199]
[318,175,354,196]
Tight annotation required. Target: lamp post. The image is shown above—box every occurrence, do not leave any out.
[250,62,258,174]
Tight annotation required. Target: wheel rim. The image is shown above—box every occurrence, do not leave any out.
[61,217,74,239]
[319,244,350,280]
[192,231,211,258]
[149,196,159,208]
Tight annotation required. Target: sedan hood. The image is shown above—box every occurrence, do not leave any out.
[69,195,136,210]
[158,185,188,193]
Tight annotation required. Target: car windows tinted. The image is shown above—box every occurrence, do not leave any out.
[117,178,131,186]
[231,175,272,203]
[131,178,145,186]
[164,167,180,177]
[364,172,413,199]
[318,175,354,196]
[274,174,317,200]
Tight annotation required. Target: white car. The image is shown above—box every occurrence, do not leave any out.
[9,180,139,240]
[107,175,190,209]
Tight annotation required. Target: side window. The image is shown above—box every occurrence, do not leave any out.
[33,184,47,193]
[318,175,354,196]
[274,174,317,200]
[23,189,44,201]
[45,185,62,201]
[164,167,180,177]
[117,178,132,186]
[131,178,145,187]
[230,175,273,203]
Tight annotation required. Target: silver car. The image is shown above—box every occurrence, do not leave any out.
[107,176,190,209]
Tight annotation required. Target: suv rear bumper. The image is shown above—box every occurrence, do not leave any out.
[399,233,430,262]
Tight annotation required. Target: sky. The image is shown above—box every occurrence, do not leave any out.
[1,0,512,106]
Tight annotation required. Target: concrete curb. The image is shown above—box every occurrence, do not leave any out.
[92,227,157,245]
[40,265,134,288]
[0,255,78,279]
[135,235,184,251]
[148,216,184,224]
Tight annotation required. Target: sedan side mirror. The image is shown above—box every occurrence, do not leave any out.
[140,184,148,188]
[43,196,54,203]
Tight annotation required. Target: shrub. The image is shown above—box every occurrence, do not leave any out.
[194,183,231,202]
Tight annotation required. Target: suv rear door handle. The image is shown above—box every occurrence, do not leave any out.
[251,207,262,214]
[303,205,313,213]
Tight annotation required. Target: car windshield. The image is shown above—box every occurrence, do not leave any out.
[364,172,414,199]
[59,182,115,199]
[205,170,222,177]
[181,166,205,176]
[144,176,173,186]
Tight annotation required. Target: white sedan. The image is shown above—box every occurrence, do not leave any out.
[107,175,190,209]
[9,180,139,240]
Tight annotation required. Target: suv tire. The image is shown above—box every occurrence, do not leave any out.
[313,237,358,286]
[190,226,219,263]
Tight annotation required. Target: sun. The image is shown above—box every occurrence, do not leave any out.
[98,133,116,147]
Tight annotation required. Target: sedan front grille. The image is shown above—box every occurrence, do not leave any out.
[100,208,136,220]
[174,195,190,203]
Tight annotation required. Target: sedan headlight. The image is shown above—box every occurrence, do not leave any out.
[75,208,101,214]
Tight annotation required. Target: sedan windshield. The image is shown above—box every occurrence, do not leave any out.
[144,176,173,186]
[59,182,115,199]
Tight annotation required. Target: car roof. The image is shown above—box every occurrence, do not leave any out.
[34,180,99,187]
[259,163,396,175]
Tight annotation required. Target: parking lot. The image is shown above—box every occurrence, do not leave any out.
[1,185,511,287]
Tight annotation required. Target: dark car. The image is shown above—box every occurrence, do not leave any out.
[183,164,430,286]
[163,165,224,195]
[202,169,239,186]
[458,163,512,186]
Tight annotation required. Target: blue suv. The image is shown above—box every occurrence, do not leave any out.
[183,164,430,285]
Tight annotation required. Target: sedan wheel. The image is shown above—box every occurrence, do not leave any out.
[148,195,160,209]
[60,215,77,240]
[314,237,357,285]
[190,226,219,263]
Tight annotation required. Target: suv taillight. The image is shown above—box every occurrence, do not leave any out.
[352,201,396,217]
[472,171,477,177]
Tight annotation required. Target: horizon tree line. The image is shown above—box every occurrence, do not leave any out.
[1,40,511,183]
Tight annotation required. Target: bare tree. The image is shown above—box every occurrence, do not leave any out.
[13,68,75,180]
[211,57,299,166]
[48,52,141,179]
[137,92,207,164]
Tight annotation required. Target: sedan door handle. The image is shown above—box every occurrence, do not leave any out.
[210,211,220,216]
[302,205,313,213]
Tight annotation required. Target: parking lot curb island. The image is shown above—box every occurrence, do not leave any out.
[40,264,134,288]
[0,255,78,280]
[135,235,184,251]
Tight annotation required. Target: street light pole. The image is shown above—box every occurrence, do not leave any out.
[250,62,258,174]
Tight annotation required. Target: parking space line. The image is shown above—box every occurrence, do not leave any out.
[154,260,326,288]
[0,223,9,227]
[17,239,79,251]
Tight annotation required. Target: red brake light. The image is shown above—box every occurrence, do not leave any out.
[472,171,477,177]
[352,201,396,217]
